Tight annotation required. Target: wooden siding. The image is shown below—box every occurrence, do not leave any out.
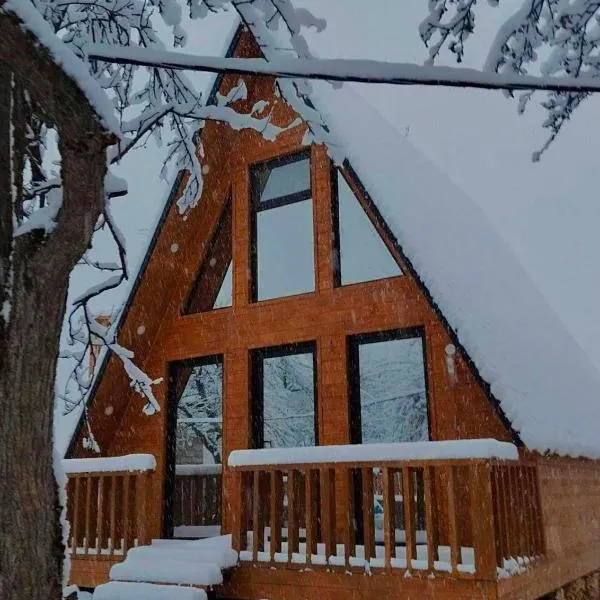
[70,32,512,545]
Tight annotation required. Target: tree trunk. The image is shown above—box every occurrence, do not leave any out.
[0,124,107,600]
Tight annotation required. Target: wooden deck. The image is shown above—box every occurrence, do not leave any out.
[65,451,600,599]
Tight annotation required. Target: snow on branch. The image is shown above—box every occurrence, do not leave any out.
[87,43,600,95]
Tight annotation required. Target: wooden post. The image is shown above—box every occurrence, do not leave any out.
[231,470,246,552]
[135,472,150,546]
[469,463,497,580]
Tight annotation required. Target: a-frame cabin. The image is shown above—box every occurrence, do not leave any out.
[64,26,600,600]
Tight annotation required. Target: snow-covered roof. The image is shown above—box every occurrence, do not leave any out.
[2,0,120,136]
[302,80,600,458]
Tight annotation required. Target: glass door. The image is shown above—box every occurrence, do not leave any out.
[165,356,223,539]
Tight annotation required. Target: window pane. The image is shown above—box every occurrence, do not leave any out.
[256,199,315,300]
[337,172,402,285]
[255,156,310,203]
[176,361,223,465]
[185,200,232,314]
[213,262,232,309]
[357,336,428,444]
[262,352,315,448]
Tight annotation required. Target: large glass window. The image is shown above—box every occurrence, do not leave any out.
[252,343,317,449]
[349,330,428,444]
[334,170,403,286]
[174,358,224,465]
[251,152,315,301]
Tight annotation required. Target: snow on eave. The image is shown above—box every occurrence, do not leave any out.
[2,0,120,136]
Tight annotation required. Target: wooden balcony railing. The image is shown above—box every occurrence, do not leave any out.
[229,442,544,580]
[63,454,155,559]
[173,463,222,537]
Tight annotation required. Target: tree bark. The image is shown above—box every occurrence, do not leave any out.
[0,125,107,600]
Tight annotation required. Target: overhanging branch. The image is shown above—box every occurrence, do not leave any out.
[88,44,600,95]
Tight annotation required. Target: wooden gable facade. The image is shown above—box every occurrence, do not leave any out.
[65,29,600,600]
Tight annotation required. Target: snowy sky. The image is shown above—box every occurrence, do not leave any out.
[56,1,600,450]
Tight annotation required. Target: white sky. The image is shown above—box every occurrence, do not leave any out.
[57,1,600,450]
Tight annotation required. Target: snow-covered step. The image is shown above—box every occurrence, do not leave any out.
[110,557,223,586]
[94,582,207,600]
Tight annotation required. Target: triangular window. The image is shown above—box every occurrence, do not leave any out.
[184,198,232,313]
[334,170,403,286]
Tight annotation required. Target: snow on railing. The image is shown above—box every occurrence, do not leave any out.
[229,440,541,580]
[175,463,222,476]
[63,453,156,474]
[228,439,519,468]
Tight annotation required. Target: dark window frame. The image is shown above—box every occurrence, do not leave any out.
[164,354,224,538]
[251,341,319,449]
[331,167,404,288]
[347,327,431,445]
[249,149,313,302]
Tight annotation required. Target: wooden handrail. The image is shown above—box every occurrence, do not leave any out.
[66,466,155,559]
[230,455,544,580]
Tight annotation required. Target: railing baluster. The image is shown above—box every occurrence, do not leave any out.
[270,470,282,561]
[252,470,264,559]
[382,467,396,571]
[402,467,416,569]
[84,476,92,554]
[507,466,518,560]
[518,467,529,559]
[446,466,459,572]
[96,475,104,555]
[423,466,438,572]
[530,465,544,556]
[362,467,375,561]
[340,468,355,568]
[109,475,117,556]
[287,470,299,562]
[122,474,131,554]
[500,466,510,564]
[305,469,318,563]
[71,477,80,555]
[321,467,336,561]
[491,466,503,567]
